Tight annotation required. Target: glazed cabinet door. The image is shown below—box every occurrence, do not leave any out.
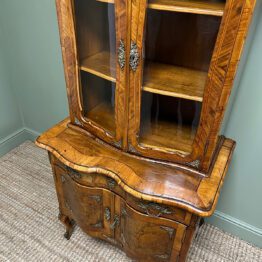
[58,171,115,239]
[127,0,255,171]
[56,0,129,148]
[117,198,186,261]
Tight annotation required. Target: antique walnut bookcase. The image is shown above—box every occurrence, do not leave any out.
[36,0,256,261]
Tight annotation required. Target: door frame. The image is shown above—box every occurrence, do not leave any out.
[56,0,130,149]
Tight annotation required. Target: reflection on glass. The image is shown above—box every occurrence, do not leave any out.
[140,92,201,153]
[81,72,116,135]
[140,8,222,153]
[74,0,116,134]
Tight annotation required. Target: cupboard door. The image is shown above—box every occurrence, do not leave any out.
[60,172,114,238]
[127,0,255,171]
[56,0,129,148]
[119,201,186,261]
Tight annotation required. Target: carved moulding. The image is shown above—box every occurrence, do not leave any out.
[118,39,125,70]
[129,41,139,72]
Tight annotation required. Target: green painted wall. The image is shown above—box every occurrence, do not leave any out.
[0,0,261,246]
[208,1,262,244]
[1,0,68,134]
[0,12,24,152]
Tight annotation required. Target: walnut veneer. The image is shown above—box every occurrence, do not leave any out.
[36,119,235,261]
[36,0,256,261]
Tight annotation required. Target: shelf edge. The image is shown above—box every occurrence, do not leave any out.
[142,86,203,102]
[80,66,116,83]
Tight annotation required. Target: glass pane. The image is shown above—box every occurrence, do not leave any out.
[74,0,116,134]
[140,92,201,153]
[140,4,223,153]
[81,72,116,135]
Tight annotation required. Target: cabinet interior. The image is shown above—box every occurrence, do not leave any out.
[74,0,116,135]
[139,9,221,153]
[81,72,116,135]
[74,0,116,65]
[140,92,202,153]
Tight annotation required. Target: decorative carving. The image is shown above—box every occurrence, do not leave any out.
[67,167,82,179]
[118,39,125,70]
[114,140,122,148]
[110,215,120,230]
[88,195,102,203]
[121,208,127,217]
[107,178,117,190]
[104,208,111,221]
[74,117,83,126]
[138,202,172,217]
[56,162,82,179]
[187,160,200,169]
[61,175,66,183]
[154,254,169,260]
[160,226,175,239]
[128,144,139,154]
[65,201,72,212]
[91,221,103,228]
[129,41,139,72]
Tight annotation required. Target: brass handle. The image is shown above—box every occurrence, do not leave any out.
[88,195,102,203]
[129,41,139,72]
[138,202,172,217]
[110,215,120,229]
[118,39,125,70]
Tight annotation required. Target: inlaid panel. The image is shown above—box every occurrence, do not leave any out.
[120,200,186,261]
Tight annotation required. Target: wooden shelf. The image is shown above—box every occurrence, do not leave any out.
[96,0,224,16]
[148,0,225,16]
[80,51,116,83]
[96,0,114,3]
[143,62,207,102]
[81,54,206,102]
[86,102,115,133]
[140,120,196,153]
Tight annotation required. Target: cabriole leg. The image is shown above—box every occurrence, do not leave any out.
[58,213,76,240]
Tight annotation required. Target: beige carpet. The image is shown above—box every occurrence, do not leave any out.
[0,141,261,262]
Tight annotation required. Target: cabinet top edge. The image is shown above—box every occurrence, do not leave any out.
[35,118,235,217]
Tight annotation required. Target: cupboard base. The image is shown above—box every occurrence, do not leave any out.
[36,120,235,262]
[50,154,200,262]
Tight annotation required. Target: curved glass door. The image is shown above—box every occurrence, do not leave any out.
[138,0,224,155]
[74,0,117,137]
[139,7,224,153]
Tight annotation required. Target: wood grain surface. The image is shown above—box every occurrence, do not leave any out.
[40,1,256,261]
[36,118,235,217]
[143,62,206,102]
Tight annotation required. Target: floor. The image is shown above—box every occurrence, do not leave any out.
[0,141,261,262]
